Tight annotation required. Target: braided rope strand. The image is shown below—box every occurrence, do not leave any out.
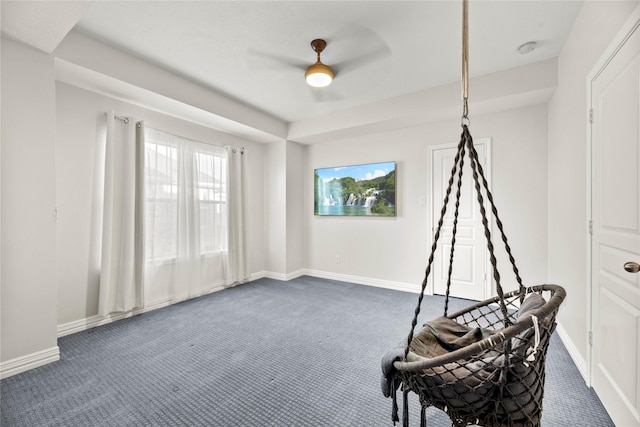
[444,143,466,317]
[463,126,511,325]
[403,133,466,359]
[465,133,525,298]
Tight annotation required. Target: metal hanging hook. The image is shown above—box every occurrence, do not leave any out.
[461,0,470,126]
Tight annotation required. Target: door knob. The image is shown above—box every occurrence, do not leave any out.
[624,262,640,273]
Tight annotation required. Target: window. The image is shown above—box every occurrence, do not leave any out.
[194,151,227,255]
[144,128,227,263]
[144,139,178,262]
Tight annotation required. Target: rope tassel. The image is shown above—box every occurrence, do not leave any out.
[391,385,399,424]
[403,389,409,427]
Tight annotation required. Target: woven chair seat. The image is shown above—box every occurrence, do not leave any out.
[385,284,565,427]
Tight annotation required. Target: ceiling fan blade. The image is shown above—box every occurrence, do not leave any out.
[322,24,392,77]
[332,45,391,77]
[308,86,341,103]
[247,47,307,71]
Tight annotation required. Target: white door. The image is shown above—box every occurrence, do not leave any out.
[590,10,640,426]
[430,139,490,301]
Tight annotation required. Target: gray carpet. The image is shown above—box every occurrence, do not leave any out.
[1,276,612,426]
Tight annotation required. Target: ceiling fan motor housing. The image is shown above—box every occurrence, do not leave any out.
[306,39,334,87]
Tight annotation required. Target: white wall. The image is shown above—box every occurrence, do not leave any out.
[264,141,287,276]
[547,0,639,372]
[305,104,549,294]
[55,81,266,327]
[1,38,59,374]
[262,140,305,279]
[286,141,306,275]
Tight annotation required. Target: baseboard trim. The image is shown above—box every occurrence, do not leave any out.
[262,271,288,281]
[57,281,239,338]
[249,271,268,281]
[555,321,588,384]
[237,269,420,293]
[303,269,420,293]
[254,269,305,281]
[0,346,60,379]
[57,299,173,337]
[285,269,306,281]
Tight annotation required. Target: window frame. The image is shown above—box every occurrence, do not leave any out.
[143,129,228,265]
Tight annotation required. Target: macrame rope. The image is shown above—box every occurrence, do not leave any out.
[391,386,399,424]
[405,123,523,353]
[403,135,466,359]
[443,142,466,317]
[402,388,409,427]
[464,127,511,324]
[465,130,525,299]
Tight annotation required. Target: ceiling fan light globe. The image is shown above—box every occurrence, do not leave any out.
[305,62,334,87]
[306,73,332,88]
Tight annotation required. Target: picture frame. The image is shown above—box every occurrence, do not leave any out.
[314,161,396,217]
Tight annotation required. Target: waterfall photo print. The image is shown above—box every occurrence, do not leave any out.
[314,161,396,216]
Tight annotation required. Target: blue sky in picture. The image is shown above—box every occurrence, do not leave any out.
[316,161,395,182]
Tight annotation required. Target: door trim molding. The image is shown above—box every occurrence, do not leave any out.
[586,2,640,389]
[428,137,492,300]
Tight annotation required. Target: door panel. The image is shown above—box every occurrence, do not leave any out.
[431,141,489,301]
[599,287,638,403]
[591,16,640,426]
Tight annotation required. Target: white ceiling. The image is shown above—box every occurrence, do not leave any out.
[2,1,584,124]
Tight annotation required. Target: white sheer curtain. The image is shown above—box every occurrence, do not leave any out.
[226,146,249,284]
[98,112,144,316]
[144,128,229,302]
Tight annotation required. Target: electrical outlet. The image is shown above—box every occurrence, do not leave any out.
[336,255,340,264]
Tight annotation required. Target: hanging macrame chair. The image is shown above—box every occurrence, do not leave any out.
[380,2,565,426]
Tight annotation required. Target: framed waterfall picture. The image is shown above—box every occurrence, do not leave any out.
[314,161,396,217]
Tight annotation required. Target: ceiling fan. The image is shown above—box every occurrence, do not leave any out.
[247,27,391,94]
